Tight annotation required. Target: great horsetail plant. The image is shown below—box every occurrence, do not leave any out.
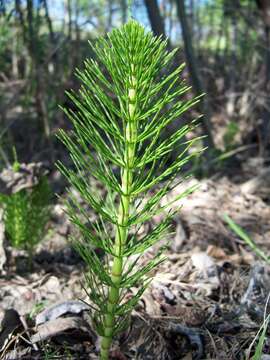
[57,20,201,359]
[0,175,51,268]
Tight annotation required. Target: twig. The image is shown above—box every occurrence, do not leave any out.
[20,315,39,351]
[168,322,204,360]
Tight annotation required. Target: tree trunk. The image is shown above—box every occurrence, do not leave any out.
[43,0,58,71]
[226,2,238,118]
[255,0,270,153]
[12,27,19,79]
[15,0,27,43]
[73,0,81,70]
[66,0,72,41]
[107,0,113,30]
[26,0,51,139]
[144,0,169,43]
[175,0,215,150]
[121,0,127,24]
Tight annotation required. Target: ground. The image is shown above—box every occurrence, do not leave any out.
[1,153,270,359]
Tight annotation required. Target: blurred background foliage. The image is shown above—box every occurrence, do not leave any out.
[0,0,269,170]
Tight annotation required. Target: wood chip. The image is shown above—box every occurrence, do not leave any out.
[31,316,91,344]
[36,300,90,326]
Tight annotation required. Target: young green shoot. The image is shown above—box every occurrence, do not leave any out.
[57,20,201,359]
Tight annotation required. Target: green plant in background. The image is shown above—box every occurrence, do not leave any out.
[223,121,239,150]
[224,214,270,264]
[57,20,201,359]
[28,301,48,321]
[247,313,270,360]
[224,214,270,358]
[0,176,51,266]
[12,146,20,172]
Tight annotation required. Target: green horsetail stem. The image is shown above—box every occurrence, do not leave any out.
[100,68,137,359]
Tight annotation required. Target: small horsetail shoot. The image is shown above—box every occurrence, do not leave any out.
[57,20,201,359]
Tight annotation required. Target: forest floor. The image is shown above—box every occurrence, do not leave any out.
[1,153,270,359]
